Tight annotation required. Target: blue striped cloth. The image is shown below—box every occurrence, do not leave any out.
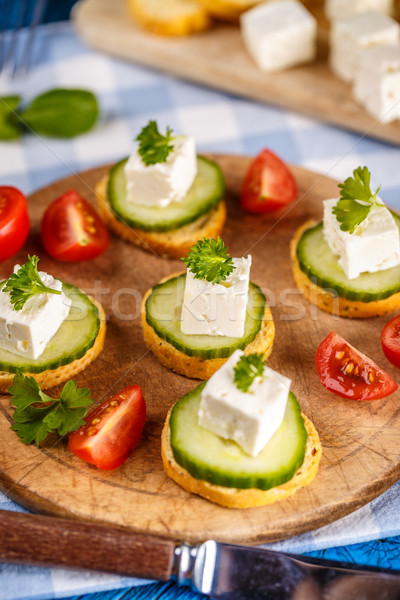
[0,21,400,600]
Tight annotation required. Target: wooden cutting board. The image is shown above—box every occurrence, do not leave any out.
[72,0,400,146]
[0,155,399,545]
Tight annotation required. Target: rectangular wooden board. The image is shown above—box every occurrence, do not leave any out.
[72,0,400,146]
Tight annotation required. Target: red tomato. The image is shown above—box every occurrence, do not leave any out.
[41,190,109,262]
[240,149,297,214]
[382,316,400,369]
[316,332,398,401]
[0,186,30,261]
[68,385,146,470]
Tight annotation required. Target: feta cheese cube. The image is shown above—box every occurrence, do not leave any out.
[325,0,394,20]
[198,349,290,457]
[323,198,400,280]
[181,256,251,338]
[329,11,399,82]
[0,268,71,360]
[240,0,317,73]
[124,135,197,208]
[353,44,400,124]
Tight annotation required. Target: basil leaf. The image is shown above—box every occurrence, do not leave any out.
[18,89,99,138]
[0,96,22,140]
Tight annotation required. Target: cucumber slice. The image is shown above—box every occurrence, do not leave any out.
[170,384,307,490]
[296,214,400,302]
[145,274,266,359]
[0,283,100,374]
[107,156,225,232]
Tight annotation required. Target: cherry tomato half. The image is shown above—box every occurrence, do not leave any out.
[68,385,146,470]
[382,315,400,369]
[240,149,297,214]
[316,331,398,401]
[41,190,109,262]
[0,186,30,261]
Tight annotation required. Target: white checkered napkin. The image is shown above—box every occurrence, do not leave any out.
[268,480,400,554]
[0,23,399,206]
[0,19,400,600]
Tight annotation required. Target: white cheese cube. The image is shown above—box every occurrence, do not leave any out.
[329,11,399,82]
[353,44,400,124]
[124,135,197,208]
[240,0,317,73]
[325,0,394,20]
[181,256,251,338]
[0,268,71,360]
[323,198,400,280]
[198,349,290,457]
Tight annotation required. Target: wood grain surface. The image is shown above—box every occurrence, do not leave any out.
[72,0,400,146]
[0,155,400,545]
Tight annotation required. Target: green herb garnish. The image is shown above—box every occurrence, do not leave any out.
[182,237,235,284]
[234,353,265,393]
[136,120,176,166]
[332,166,383,234]
[2,255,61,312]
[9,371,93,446]
[0,89,99,140]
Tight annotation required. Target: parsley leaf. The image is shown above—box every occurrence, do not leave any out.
[234,353,265,393]
[136,120,175,166]
[332,166,383,234]
[9,371,93,446]
[2,255,61,311]
[182,237,235,284]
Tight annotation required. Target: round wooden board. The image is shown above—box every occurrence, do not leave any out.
[1,155,400,546]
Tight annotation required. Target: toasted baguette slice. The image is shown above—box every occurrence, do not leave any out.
[127,0,211,35]
[162,407,321,508]
[291,220,400,318]
[95,176,226,260]
[141,273,275,379]
[0,298,106,393]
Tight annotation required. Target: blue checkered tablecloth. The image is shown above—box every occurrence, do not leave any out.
[0,20,400,600]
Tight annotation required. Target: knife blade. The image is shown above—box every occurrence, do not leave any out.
[1,510,399,600]
[180,540,400,599]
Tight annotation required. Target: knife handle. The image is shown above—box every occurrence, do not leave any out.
[0,509,175,581]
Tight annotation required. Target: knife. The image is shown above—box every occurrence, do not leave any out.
[1,509,399,600]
